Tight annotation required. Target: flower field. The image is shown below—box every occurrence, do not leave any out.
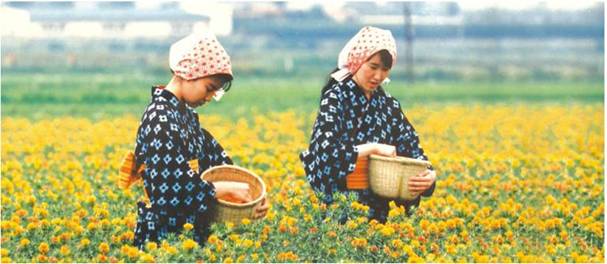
[0,103,604,262]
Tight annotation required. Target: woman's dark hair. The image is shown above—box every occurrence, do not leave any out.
[213,74,233,92]
[377,49,393,69]
[321,49,392,95]
[321,67,340,96]
[170,69,232,92]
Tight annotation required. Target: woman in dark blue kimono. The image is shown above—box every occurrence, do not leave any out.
[122,32,268,249]
[300,26,437,223]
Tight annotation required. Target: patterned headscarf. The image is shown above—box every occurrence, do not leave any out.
[331,26,397,83]
[169,32,233,82]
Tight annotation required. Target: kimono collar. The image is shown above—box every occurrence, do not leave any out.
[345,78,382,105]
[151,86,188,112]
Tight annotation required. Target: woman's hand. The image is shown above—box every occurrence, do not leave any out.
[252,197,270,219]
[407,169,436,197]
[356,143,396,157]
[213,181,253,203]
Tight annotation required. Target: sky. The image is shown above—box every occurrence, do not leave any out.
[457,0,599,11]
[2,0,601,38]
[2,0,600,11]
[283,0,600,11]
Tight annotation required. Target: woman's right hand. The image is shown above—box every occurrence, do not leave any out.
[213,181,253,203]
[356,143,396,157]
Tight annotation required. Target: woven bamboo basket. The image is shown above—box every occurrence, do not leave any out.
[201,165,266,224]
[368,154,432,201]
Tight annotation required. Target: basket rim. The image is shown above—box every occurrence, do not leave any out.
[201,165,267,208]
[369,154,432,167]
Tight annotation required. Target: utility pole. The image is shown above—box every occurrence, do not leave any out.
[403,2,414,84]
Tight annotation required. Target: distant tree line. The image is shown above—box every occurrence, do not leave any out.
[234,19,603,39]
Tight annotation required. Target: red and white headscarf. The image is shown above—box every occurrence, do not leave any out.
[331,26,397,83]
[169,32,233,82]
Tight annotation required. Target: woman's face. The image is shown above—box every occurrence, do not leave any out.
[352,52,391,95]
[182,76,224,108]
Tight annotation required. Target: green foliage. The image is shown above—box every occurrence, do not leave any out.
[1,72,603,119]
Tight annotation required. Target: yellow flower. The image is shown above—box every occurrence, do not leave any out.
[229,234,241,244]
[145,242,157,251]
[351,238,368,248]
[26,222,39,231]
[38,243,49,255]
[86,222,97,231]
[351,201,369,212]
[277,251,299,262]
[182,239,198,251]
[419,219,430,231]
[267,211,276,221]
[60,245,70,256]
[380,226,395,237]
[183,223,193,232]
[96,254,107,263]
[0,105,603,262]
[242,239,253,248]
[79,239,90,248]
[167,246,178,255]
[15,209,27,217]
[126,247,139,259]
[346,220,358,230]
[391,239,403,249]
[19,239,30,247]
[388,208,401,218]
[98,242,110,254]
[139,253,154,263]
[118,231,133,241]
[241,218,251,225]
[303,214,312,222]
[356,217,368,224]
[208,235,219,244]
[446,244,457,254]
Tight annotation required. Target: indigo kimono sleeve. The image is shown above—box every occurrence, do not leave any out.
[300,89,359,200]
[137,107,217,216]
[200,128,233,168]
[392,100,436,201]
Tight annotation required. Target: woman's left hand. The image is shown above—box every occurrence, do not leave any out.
[252,196,270,219]
[407,169,436,197]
